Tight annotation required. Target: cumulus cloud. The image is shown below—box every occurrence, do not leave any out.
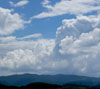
[1,11,100,76]
[54,15,100,76]
[0,39,55,75]
[0,48,68,74]
[33,0,100,19]
[0,7,25,35]
[9,0,29,7]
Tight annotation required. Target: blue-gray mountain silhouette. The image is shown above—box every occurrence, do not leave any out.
[0,74,100,87]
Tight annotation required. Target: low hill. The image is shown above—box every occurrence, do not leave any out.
[0,82,98,89]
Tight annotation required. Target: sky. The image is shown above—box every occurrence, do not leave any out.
[0,0,100,77]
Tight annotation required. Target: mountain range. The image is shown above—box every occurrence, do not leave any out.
[0,74,100,87]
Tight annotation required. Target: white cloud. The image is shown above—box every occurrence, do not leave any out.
[33,0,100,19]
[0,36,16,43]
[0,7,25,35]
[56,15,100,43]
[54,14,100,76]
[42,0,52,9]
[59,28,100,54]
[1,13,100,76]
[0,37,55,57]
[9,0,29,7]
[17,33,42,40]
[0,38,55,75]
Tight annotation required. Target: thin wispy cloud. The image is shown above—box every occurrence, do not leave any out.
[17,33,42,40]
[33,0,100,19]
[9,0,29,7]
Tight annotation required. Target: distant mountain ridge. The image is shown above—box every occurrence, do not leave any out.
[0,74,100,87]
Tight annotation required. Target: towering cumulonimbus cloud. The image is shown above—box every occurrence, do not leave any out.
[53,15,100,76]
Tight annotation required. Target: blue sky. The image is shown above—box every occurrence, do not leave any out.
[0,0,76,38]
[0,0,100,76]
[0,0,98,38]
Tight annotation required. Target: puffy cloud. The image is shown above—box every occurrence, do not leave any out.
[59,28,100,54]
[53,15,100,76]
[56,15,100,43]
[0,37,55,57]
[0,38,55,75]
[0,7,25,35]
[33,0,100,18]
[0,48,68,75]
[1,14,100,76]
[9,0,29,7]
